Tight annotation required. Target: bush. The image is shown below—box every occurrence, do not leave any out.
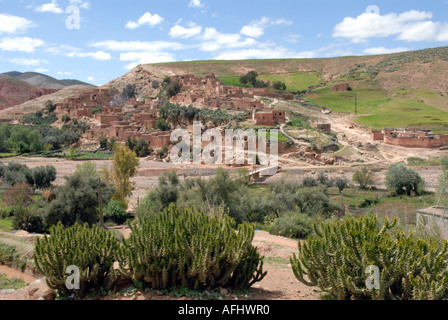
[291,215,448,300]
[302,177,318,188]
[34,223,120,298]
[104,200,129,225]
[32,166,56,189]
[13,207,45,234]
[353,167,376,190]
[269,214,314,239]
[386,163,425,195]
[116,205,266,290]
[43,163,114,228]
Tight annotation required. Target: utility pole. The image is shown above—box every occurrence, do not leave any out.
[355,93,358,115]
[98,178,104,228]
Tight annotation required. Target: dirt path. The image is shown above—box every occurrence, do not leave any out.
[0,265,37,284]
[250,231,319,300]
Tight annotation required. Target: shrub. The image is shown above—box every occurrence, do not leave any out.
[302,177,318,188]
[13,207,45,234]
[104,200,129,225]
[44,163,114,228]
[116,205,266,290]
[32,166,56,189]
[34,223,120,298]
[353,167,377,190]
[269,214,314,239]
[291,215,448,300]
[386,163,425,195]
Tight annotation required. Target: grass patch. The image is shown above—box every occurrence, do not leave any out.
[0,273,27,290]
[0,218,13,232]
[72,151,113,160]
[407,157,442,166]
[264,256,290,265]
[0,233,36,272]
[259,72,322,92]
[217,77,250,87]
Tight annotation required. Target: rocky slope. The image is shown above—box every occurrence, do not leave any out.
[0,76,59,111]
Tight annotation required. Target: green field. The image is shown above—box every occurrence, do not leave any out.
[306,82,448,133]
[259,72,322,92]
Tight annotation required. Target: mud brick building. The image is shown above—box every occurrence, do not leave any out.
[371,128,448,148]
[254,110,286,126]
[310,122,332,133]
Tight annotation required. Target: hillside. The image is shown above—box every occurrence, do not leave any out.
[0,85,93,119]
[4,46,448,132]
[2,72,91,90]
[0,76,59,111]
[150,46,448,132]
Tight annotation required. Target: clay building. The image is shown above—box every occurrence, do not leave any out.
[371,129,448,148]
[254,110,286,126]
[332,84,351,92]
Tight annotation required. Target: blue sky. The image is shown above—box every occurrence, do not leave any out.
[0,0,447,85]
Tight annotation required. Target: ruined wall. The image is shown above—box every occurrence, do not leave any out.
[384,136,448,148]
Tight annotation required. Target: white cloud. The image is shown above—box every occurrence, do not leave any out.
[285,34,301,43]
[67,50,111,60]
[70,0,90,10]
[0,37,44,52]
[436,24,448,41]
[57,71,74,75]
[189,0,204,8]
[200,27,257,51]
[35,1,64,14]
[125,12,164,29]
[120,52,176,69]
[91,40,186,68]
[87,76,94,81]
[363,47,410,55]
[240,17,292,38]
[213,47,312,60]
[10,58,48,66]
[169,23,202,38]
[35,68,49,73]
[91,40,186,52]
[334,10,448,43]
[0,14,35,34]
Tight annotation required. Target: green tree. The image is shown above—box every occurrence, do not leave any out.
[273,80,287,91]
[386,163,425,195]
[334,177,348,214]
[122,84,136,99]
[353,167,377,190]
[110,145,140,205]
[44,162,114,227]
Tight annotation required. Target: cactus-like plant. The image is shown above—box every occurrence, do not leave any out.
[291,215,448,300]
[34,222,120,298]
[116,204,266,290]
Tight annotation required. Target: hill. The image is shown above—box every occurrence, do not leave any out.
[149,46,448,132]
[1,71,91,90]
[4,46,448,132]
[0,76,59,111]
[0,85,93,119]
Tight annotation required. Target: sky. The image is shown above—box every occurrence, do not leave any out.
[0,0,447,85]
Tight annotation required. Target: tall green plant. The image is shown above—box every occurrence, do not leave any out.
[116,205,266,290]
[290,215,448,300]
[34,223,119,298]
